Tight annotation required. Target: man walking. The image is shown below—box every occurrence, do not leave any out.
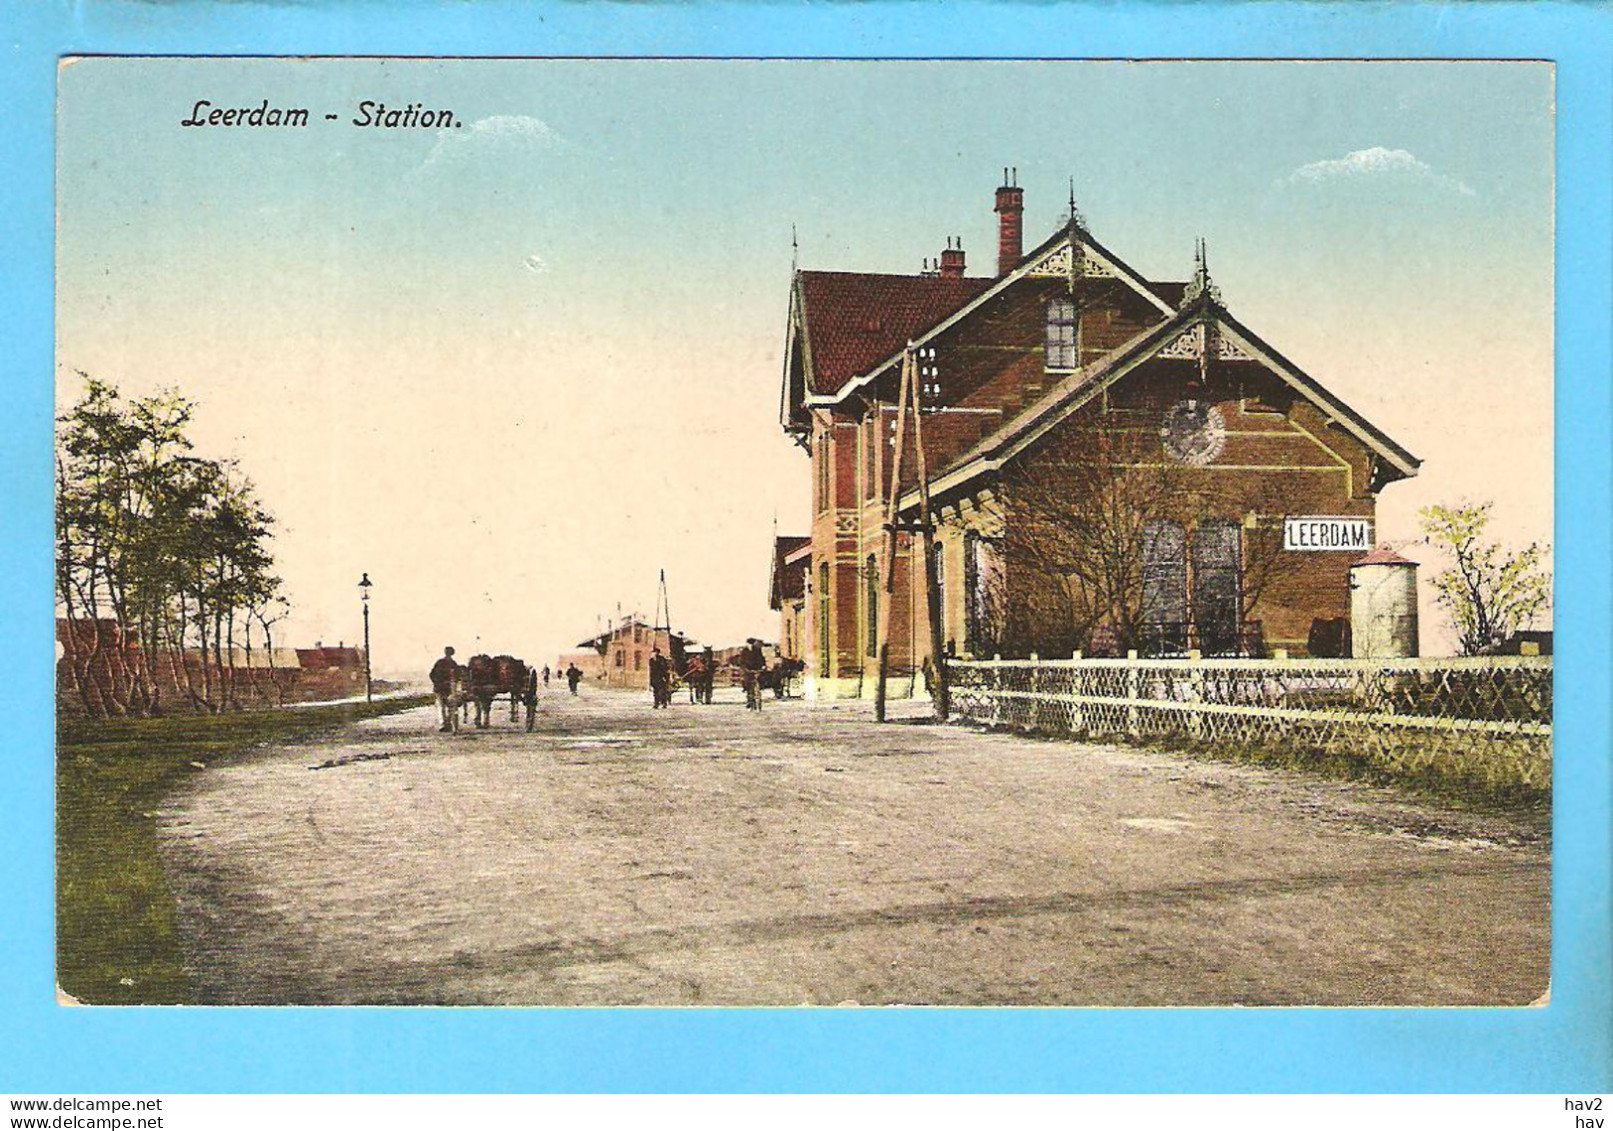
[701,645,717,705]
[737,638,766,711]
[565,662,583,695]
[430,646,459,733]
[542,664,551,688]
[648,646,672,709]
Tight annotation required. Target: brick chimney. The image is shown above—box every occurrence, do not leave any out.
[995,167,1024,277]
[939,236,966,279]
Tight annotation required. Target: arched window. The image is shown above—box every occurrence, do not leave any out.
[818,561,831,678]
[865,554,879,657]
[963,531,981,656]
[1140,520,1187,656]
[864,416,879,501]
[1046,296,1078,369]
[1193,518,1244,657]
[816,432,830,512]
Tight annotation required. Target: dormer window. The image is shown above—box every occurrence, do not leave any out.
[1046,296,1078,369]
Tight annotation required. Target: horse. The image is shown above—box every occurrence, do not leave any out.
[682,656,706,704]
[465,653,531,728]
[760,658,805,699]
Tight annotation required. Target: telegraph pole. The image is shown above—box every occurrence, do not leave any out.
[873,344,949,722]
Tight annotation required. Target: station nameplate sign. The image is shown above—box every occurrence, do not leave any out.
[1283,517,1372,552]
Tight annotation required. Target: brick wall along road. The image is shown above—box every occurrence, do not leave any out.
[157,687,1548,1006]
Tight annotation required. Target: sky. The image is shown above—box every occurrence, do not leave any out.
[55,59,1554,670]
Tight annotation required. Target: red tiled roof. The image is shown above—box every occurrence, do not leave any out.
[797,271,995,396]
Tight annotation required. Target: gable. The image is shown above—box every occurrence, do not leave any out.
[799,225,1185,410]
[902,302,1420,510]
[852,272,1187,422]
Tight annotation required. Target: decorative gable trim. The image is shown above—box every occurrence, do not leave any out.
[1157,322,1255,362]
[779,278,815,436]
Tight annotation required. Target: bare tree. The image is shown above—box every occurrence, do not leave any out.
[993,422,1183,656]
[985,417,1303,658]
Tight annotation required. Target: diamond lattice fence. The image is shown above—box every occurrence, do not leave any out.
[947,656,1551,791]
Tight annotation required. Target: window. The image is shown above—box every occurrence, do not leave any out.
[634,651,644,671]
[1193,519,1243,656]
[818,561,831,678]
[817,431,831,512]
[614,649,625,668]
[1046,297,1078,369]
[865,554,878,657]
[1140,520,1187,656]
[864,417,879,501]
[963,532,981,656]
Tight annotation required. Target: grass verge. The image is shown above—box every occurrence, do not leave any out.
[57,695,432,1005]
[975,721,1549,815]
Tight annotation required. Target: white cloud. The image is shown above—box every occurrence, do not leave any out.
[422,113,565,168]
[1283,147,1475,196]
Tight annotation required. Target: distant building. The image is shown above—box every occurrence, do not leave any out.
[294,642,365,676]
[564,617,688,689]
[769,534,811,663]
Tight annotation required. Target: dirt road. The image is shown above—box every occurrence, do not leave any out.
[157,686,1549,1006]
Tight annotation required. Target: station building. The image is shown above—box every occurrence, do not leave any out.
[775,174,1421,699]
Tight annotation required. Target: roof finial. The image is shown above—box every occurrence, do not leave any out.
[790,223,799,274]
[1183,236,1222,307]
[1065,176,1086,234]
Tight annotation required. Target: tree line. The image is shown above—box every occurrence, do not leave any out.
[56,376,289,716]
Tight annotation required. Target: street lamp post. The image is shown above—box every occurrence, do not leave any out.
[358,572,373,703]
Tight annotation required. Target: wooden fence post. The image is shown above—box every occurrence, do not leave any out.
[992,653,1003,725]
[1125,649,1141,739]
[1070,650,1085,733]
[1028,653,1039,730]
[1186,649,1204,741]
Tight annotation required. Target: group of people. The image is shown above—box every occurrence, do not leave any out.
[647,639,770,711]
[648,644,717,708]
[535,662,585,696]
[428,638,778,730]
[429,647,584,733]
